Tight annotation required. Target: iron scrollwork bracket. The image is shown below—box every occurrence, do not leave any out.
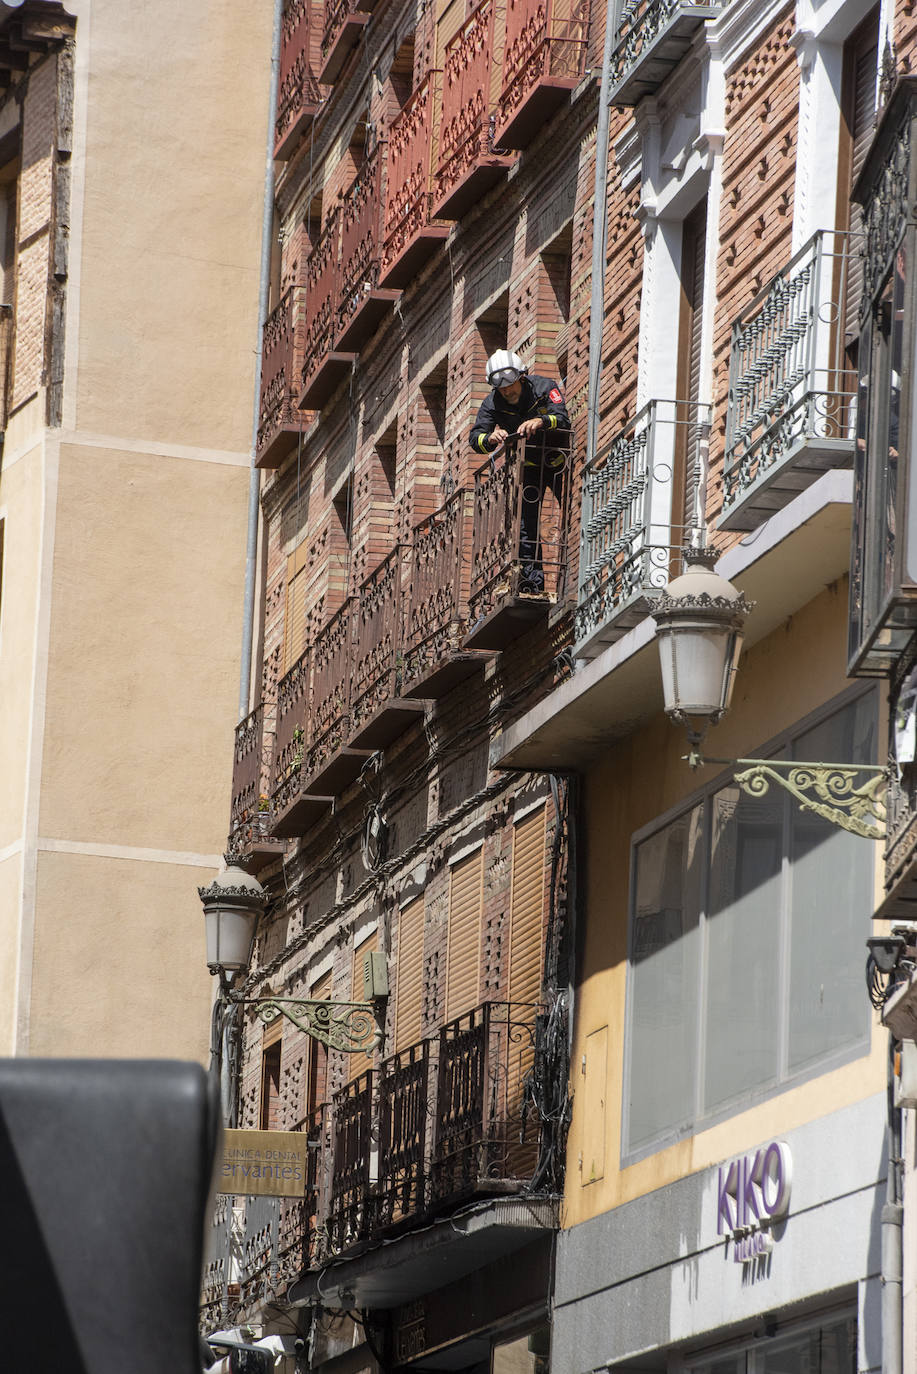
[245,997,384,1055]
[731,759,889,840]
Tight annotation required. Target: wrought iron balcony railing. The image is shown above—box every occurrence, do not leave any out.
[299,208,356,411]
[609,0,723,106]
[495,0,587,149]
[721,229,859,532]
[464,435,573,652]
[380,72,450,289]
[275,0,321,158]
[349,546,425,748]
[319,0,373,84]
[432,0,515,220]
[205,1003,548,1298]
[336,148,400,351]
[256,285,307,468]
[575,399,710,659]
[301,598,373,795]
[403,489,488,697]
[230,703,286,869]
[269,649,330,838]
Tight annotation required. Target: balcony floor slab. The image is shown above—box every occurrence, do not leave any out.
[298,352,358,411]
[402,650,491,699]
[463,595,552,651]
[287,1195,557,1311]
[379,225,451,290]
[336,289,401,351]
[431,155,515,222]
[318,14,370,85]
[610,6,721,106]
[271,793,335,839]
[303,746,374,797]
[348,697,426,749]
[719,436,854,533]
[494,470,853,773]
[494,76,578,149]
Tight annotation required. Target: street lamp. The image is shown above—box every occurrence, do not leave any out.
[197,859,387,1055]
[651,545,889,840]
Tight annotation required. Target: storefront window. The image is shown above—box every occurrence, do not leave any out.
[688,1314,856,1374]
[624,693,875,1160]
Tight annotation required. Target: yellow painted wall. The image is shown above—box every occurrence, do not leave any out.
[0,443,43,845]
[565,579,888,1227]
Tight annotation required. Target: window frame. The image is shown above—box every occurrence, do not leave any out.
[622,684,877,1166]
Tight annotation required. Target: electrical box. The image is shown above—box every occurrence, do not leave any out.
[362,950,389,1000]
[895,1039,917,1109]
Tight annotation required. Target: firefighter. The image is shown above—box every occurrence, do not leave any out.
[469,350,570,593]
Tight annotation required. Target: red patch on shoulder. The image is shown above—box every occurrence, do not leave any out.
[549,387,563,403]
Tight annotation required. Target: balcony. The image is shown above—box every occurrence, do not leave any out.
[464,436,572,652]
[256,285,306,469]
[336,149,400,352]
[720,230,858,533]
[432,0,515,221]
[349,547,425,749]
[494,0,587,149]
[275,0,321,159]
[302,600,373,795]
[229,704,286,872]
[319,0,373,85]
[299,209,356,411]
[575,400,708,659]
[403,490,490,698]
[380,73,450,289]
[609,0,722,106]
[271,649,334,839]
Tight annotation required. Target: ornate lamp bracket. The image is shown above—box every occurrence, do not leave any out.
[242,997,384,1055]
[729,759,889,840]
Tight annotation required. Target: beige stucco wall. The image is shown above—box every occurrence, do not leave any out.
[0,442,43,845]
[0,0,272,1059]
[565,579,888,1228]
[69,0,269,450]
[29,849,215,1058]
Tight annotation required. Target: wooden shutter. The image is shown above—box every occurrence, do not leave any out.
[352,927,378,1002]
[396,896,425,1050]
[283,544,309,671]
[508,805,546,1007]
[306,969,331,1113]
[445,848,483,1021]
[841,9,879,351]
[675,199,707,537]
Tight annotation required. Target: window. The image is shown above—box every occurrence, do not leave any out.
[685,1312,855,1374]
[624,691,875,1161]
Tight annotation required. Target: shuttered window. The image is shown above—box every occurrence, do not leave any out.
[283,544,309,672]
[396,896,426,1050]
[306,969,331,1113]
[508,805,546,1007]
[351,927,378,1002]
[675,198,707,537]
[841,9,878,352]
[445,848,483,1022]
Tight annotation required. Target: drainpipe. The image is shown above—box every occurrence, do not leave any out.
[883,1033,903,1374]
[239,0,284,721]
[585,0,618,473]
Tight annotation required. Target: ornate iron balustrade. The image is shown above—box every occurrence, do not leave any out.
[403,489,479,693]
[468,435,572,625]
[257,285,307,467]
[305,600,354,779]
[381,72,450,288]
[495,0,587,148]
[609,0,722,105]
[432,0,514,220]
[275,0,321,158]
[575,399,710,658]
[375,1039,431,1231]
[319,0,373,84]
[229,703,286,865]
[327,1071,374,1254]
[269,648,313,835]
[431,1002,540,1204]
[337,148,400,350]
[350,546,406,737]
[238,1196,277,1313]
[300,209,355,409]
[721,229,859,531]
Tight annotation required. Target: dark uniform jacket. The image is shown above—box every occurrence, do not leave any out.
[469,375,570,456]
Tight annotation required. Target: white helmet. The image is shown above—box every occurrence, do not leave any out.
[486,349,527,388]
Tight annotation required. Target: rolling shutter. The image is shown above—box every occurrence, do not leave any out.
[508,805,547,1007]
[283,545,309,672]
[445,848,483,1022]
[396,896,426,1051]
[843,11,878,349]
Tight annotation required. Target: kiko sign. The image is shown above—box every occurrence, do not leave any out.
[716,1140,792,1263]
